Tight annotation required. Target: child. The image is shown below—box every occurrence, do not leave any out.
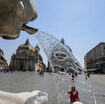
[68,86,80,104]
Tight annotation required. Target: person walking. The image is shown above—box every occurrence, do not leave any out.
[85,75,87,80]
[87,73,90,78]
[71,74,75,82]
[75,73,78,78]
[85,73,90,80]
[68,86,80,104]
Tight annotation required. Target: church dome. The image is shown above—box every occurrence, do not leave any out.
[17,39,35,53]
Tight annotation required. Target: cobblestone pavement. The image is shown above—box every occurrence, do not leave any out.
[54,73,105,104]
[0,72,105,104]
[88,75,105,104]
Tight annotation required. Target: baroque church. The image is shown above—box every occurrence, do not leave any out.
[9,39,46,71]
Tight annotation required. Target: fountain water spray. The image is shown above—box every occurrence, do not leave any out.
[34,30,83,104]
[34,30,82,74]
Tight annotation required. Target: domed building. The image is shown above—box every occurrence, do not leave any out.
[9,39,46,71]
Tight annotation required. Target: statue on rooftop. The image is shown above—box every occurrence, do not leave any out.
[0,0,38,39]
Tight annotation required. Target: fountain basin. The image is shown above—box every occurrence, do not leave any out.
[0,90,48,104]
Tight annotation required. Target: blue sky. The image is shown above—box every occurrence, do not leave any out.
[0,0,105,67]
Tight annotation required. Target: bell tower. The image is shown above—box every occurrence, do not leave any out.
[35,44,40,55]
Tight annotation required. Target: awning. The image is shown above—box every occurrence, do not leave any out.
[88,68,99,72]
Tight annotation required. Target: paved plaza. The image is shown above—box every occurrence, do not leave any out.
[0,72,104,104]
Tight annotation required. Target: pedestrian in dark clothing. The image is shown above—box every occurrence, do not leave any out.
[87,73,90,78]
[85,75,87,80]
[75,73,78,78]
[71,74,75,82]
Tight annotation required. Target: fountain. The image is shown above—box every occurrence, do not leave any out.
[34,31,82,74]
[0,1,83,104]
[0,0,82,73]
[34,30,83,104]
[0,90,48,104]
[0,0,82,74]
[0,0,38,39]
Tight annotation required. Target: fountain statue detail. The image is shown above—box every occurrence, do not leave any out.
[0,0,38,39]
[35,31,82,73]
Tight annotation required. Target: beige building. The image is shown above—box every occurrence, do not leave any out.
[0,49,8,69]
[9,39,46,71]
[84,56,87,72]
[84,42,105,74]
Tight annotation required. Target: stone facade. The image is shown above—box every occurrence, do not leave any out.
[84,56,87,72]
[9,39,46,71]
[84,42,105,74]
[0,49,8,69]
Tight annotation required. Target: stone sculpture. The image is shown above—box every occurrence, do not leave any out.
[0,90,48,104]
[0,0,38,39]
[73,101,83,104]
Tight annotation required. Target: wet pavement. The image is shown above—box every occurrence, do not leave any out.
[0,72,105,104]
[54,73,105,104]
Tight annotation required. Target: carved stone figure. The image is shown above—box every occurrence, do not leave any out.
[0,90,48,104]
[0,0,38,39]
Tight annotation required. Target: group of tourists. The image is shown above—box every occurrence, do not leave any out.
[38,70,44,76]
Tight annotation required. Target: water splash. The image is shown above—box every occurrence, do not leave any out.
[34,30,82,73]
[34,30,83,104]
[53,72,71,104]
